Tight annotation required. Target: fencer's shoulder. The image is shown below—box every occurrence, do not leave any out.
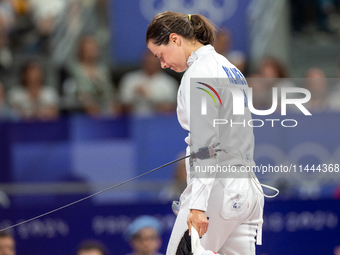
[185,57,217,79]
[180,45,234,88]
[188,52,232,78]
[180,56,216,89]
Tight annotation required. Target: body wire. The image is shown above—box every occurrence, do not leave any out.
[0,155,191,232]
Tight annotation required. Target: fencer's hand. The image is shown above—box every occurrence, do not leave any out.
[187,209,209,237]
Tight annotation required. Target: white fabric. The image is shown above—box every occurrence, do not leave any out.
[8,86,58,118]
[166,177,263,255]
[191,226,205,255]
[119,70,178,116]
[177,44,257,211]
[167,45,264,255]
[28,0,67,21]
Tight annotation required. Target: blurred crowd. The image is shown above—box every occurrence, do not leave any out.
[0,0,178,121]
[0,0,340,122]
[0,215,165,255]
[290,0,340,34]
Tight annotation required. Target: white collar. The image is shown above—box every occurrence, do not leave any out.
[186,44,215,67]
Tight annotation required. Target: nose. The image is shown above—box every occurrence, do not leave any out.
[160,60,168,69]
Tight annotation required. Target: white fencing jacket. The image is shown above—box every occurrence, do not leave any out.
[177,44,257,212]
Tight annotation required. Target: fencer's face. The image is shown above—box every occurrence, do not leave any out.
[147,34,188,73]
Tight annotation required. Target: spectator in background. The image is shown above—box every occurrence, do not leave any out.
[244,57,294,114]
[258,56,288,79]
[8,60,59,121]
[258,57,294,111]
[10,0,36,53]
[247,73,274,110]
[0,232,15,255]
[76,240,108,255]
[290,65,340,113]
[214,28,248,75]
[289,0,334,33]
[303,67,330,112]
[214,28,232,57]
[26,0,68,53]
[125,216,163,255]
[0,81,15,120]
[119,50,178,116]
[67,35,118,117]
[0,1,14,73]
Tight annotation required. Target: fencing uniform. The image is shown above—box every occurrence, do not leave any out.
[166,45,264,255]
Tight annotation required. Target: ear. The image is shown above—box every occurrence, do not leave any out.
[169,33,181,46]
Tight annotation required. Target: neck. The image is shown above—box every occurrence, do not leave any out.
[191,42,205,52]
[185,41,205,62]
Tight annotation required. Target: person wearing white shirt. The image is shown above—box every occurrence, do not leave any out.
[8,61,59,120]
[146,12,265,255]
[119,50,178,116]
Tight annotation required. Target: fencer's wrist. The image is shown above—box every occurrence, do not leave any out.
[190,209,205,213]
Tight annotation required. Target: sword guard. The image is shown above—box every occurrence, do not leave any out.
[190,143,222,160]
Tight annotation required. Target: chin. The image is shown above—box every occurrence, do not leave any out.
[170,66,178,72]
[173,67,187,73]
